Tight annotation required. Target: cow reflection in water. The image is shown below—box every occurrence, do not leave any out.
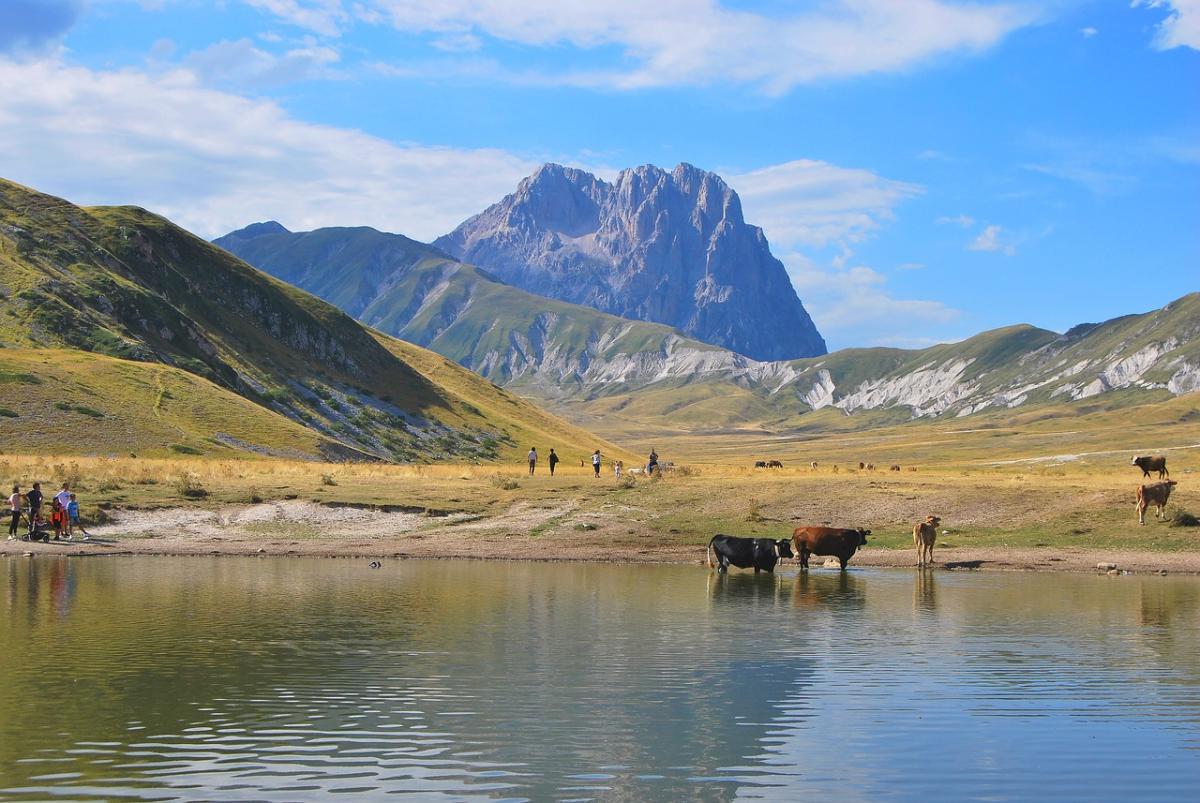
[706,570,789,605]
[791,571,865,611]
[913,569,937,613]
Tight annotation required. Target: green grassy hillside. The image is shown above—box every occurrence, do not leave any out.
[0,178,624,461]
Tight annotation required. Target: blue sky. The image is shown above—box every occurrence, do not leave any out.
[0,0,1196,351]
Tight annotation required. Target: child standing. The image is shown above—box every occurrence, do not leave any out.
[67,493,84,540]
[50,499,66,541]
[614,460,623,478]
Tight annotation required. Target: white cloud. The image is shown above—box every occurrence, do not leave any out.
[184,38,342,87]
[1133,1,1200,50]
[728,160,922,249]
[261,0,1035,92]
[244,0,348,37]
[968,224,1016,255]
[782,254,960,349]
[0,57,540,240]
[1080,26,1098,37]
[936,213,975,228]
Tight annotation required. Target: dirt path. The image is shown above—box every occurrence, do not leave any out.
[3,501,1199,575]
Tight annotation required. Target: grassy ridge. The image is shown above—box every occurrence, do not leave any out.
[0,177,624,462]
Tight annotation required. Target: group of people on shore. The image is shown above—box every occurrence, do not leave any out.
[525,447,661,479]
[7,481,86,542]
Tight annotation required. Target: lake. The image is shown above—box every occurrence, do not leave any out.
[1,557,1197,801]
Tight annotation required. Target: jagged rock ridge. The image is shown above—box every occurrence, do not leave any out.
[433,162,827,361]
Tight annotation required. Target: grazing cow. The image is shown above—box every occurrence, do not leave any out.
[767,460,784,468]
[890,464,901,472]
[858,462,865,470]
[792,526,871,570]
[1136,481,1177,525]
[913,515,941,567]
[832,465,839,474]
[754,461,768,468]
[1131,455,1169,480]
[707,534,794,574]
[810,461,818,471]
[866,464,875,472]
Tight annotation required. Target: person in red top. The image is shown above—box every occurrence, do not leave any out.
[50,499,68,541]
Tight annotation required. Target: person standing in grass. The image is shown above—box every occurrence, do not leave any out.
[614,460,623,478]
[647,448,659,476]
[55,482,71,513]
[7,484,21,540]
[50,499,66,541]
[25,482,42,536]
[67,493,84,541]
[527,447,538,475]
[592,449,602,478]
[548,448,559,476]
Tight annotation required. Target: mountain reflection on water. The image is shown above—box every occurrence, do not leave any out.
[1,557,1197,801]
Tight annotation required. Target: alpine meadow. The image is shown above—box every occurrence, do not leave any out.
[1,1,1198,801]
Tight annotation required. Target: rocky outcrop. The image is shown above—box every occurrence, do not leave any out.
[434,163,827,361]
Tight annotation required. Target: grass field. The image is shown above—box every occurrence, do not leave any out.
[2,399,1197,565]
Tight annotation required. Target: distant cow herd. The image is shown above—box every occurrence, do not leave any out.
[710,452,1184,574]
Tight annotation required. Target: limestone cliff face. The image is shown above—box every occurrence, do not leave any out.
[434,163,827,361]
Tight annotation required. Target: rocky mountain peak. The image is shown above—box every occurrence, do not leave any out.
[434,162,825,360]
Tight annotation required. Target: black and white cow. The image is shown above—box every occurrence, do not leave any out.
[707,534,794,574]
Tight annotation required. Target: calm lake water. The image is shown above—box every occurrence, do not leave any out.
[1,557,1198,801]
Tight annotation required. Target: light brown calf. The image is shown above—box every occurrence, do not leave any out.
[1136,481,1177,525]
[913,515,941,567]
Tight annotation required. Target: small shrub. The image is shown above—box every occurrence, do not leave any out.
[96,478,123,492]
[320,473,338,486]
[490,474,519,491]
[0,408,17,418]
[175,473,209,499]
[54,401,72,411]
[1169,509,1200,528]
[618,475,636,489]
[73,405,104,418]
[170,444,203,455]
[247,487,264,504]
[263,387,292,404]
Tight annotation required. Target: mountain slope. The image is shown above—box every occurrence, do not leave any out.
[433,163,827,361]
[217,219,1199,433]
[0,177,625,461]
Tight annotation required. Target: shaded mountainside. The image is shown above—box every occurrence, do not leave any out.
[433,162,826,361]
[218,218,1199,432]
[0,178,625,460]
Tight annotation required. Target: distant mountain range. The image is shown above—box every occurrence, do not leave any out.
[433,163,826,361]
[217,208,1200,432]
[0,177,624,460]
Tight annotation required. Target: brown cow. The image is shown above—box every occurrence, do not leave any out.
[890,464,901,472]
[866,464,875,472]
[792,526,871,570]
[1131,455,1169,480]
[913,515,941,567]
[1136,481,1177,525]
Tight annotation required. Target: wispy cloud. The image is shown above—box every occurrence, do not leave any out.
[729,160,922,249]
[252,0,1036,93]
[936,213,975,228]
[968,224,1017,255]
[1080,26,1098,37]
[782,254,960,349]
[1133,0,1200,50]
[0,57,541,240]
[183,38,343,88]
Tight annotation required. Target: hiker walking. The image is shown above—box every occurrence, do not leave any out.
[527,447,538,475]
[591,449,602,478]
[548,448,560,476]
